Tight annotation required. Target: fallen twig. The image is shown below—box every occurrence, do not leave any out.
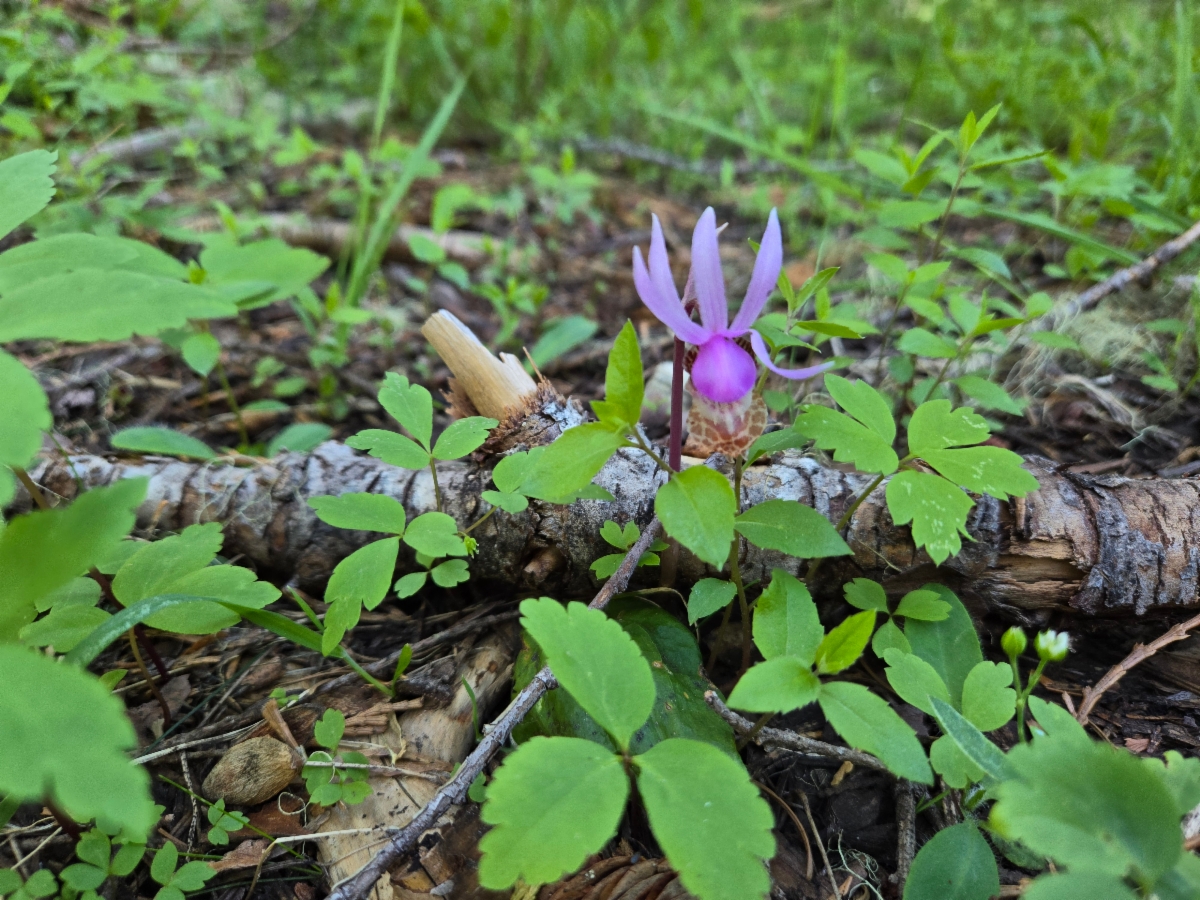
[323,519,662,900]
[894,781,917,890]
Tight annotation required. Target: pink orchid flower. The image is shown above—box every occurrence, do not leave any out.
[633,207,831,404]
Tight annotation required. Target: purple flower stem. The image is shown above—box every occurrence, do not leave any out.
[668,336,684,472]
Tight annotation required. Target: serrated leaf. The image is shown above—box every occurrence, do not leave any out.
[636,738,775,900]
[904,586,982,707]
[894,589,950,621]
[402,512,467,557]
[908,400,990,453]
[897,327,958,358]
[326,538,399,612]
[481,490,528,513]
[885,470,974,564]
[884,648,951,715]
[598,320,644,428]
[377,373,433,448]
[519,424,625,502]
[818,681,932,783]
[432,416,498,460]
[111,427,215,460]
[793,407,899,474]
[0,150,57,240]
[903,822,999,900]
[727,657,820,714]
[346,429,431,469]
[393,571,427,598]
[180,332,220,377]
[952,375,1026,415]
[308,493,407,535]
[431,558,469,587]
[745,429,807,465]
[872,618,911,657]
[930,697,1011,782]
[478,737,627,889]
[688,578,738,624]
[519,598,654,748]
[199,238,329,309]
[825,375,896,444]
[655,466,736,568]
[735,499,851,560]
[266,423,331,456]
[844,578,888,612]
[113,523,222,603]
[814,611,875,675]
[753,570,822,665]
[961,661,1016,731]
[954,247,1013,281]
[923,446,1039,500]
[20,605,111,653]
[0,645,156,836]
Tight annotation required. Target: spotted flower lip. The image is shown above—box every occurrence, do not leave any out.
[633,206,832,404]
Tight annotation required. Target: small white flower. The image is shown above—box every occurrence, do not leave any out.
[1034,629,1069,662]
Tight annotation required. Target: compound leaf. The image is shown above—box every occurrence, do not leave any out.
[734,500,851,560]
[346,429,431,469]
[922,446,1039,500]
[402,512,467,557]
[432,416,498,461]
[377,373,433,448]
[818,681,933,783]
[655,466,735,568]
[308,493,407,535]
[825,375,895,443]
[907,400,990,453]
[793,407,899,475]
[885,470,974,564]
[814,611,875,675]
[753,570,822,665]
[727,657,820,714]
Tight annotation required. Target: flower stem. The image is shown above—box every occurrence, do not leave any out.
[669,337,684,472]
[731,458,753,674]
[463,504,497,535]
[429,460,443,512]
[13,467,50,510]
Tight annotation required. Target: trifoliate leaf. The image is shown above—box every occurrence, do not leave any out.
[753,570,822,665]
[180,332,221,377]
[326,538,399,612]
[961,661,1017,731]
[883,648,950,716]
[113,523,223,603]
[903,822,999,900]
[814,611,875,675]
[687,578,737,625]
[432,416,498,460]
[897,327,958,359]
[922,446,1039,500]
[930,734,986,789]
[199,238,329,309]
[872,618,911,657]
[905,586,983,708]
[402,512,467,557]
[346,429,431,469]
[893,589,951,621]
[589,553,626,579]
[727,657,820,714]
[478,737,628,889]
[885,470,974,564]
[0,150,56,241]
[377,372,433,448]
[308,493,407,535]
[734,499,851,560]
[818,682,933,784]
[844,578,888,612]
[481,490,528,514]
[953,375,1026,415]
[636,738,775,900]
[825,375,896,444]
[0,645,156,836]
[519,598,654,749]
[266,423,331,456]
[519,424,625,502]
[111,427,216,460]
[655,466,736,568]
[594,321,644,429]
[393,571,427,598]
[907,400,990,453]
[793,407,899,474]
[0,349,50,470]
[431,558,469,587]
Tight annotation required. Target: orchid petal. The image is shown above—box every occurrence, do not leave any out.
[633,245,710,345]
[691,207,728,333]
[648,215,682,309]
[692,337,757,404]
[729,208,783,335]
[750,330,834,381]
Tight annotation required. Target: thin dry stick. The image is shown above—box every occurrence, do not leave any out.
[799,791,841,900]
[323,520,662,900]
[1075,610,1200,725]
[894,781,917,890]
[753,780,813,881]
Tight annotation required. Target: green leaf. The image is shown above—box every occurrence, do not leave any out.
[63,595,221,667]
[688,578,738,624]
[481,490,528,514]
[825,375,896,444]
[844,578,888,612]
[0,350,51,472]
[432,416,498,461]
[308,493,407,535]
[314,709,345,749]
[735,500,851,560]
[818,682,932,783]
[35,576,101,613]
[961,661,1017,731]
[1026,696,1089,746]
[518,424,625,501]
[0,479,146,641]
[377,373,433,448]
[1031,331,1081,351]
[322,596,361,655]
[885,470,974,564]
[199,238,329,309]
[519,598,654,749]
[167,862,214,892]
[111,427,215,461]
[20,605,111,653]
[655,466,736,568]
[904,586,983,707]
[930,697,1011,782]
[878,199,944,230]
[793,407,899,474]
[393,571,427,598]
[0,645,156,836]
[907,400,990,453]
[753,570,822,665]
[478,737,627,890]
[267,423,332,456]
[865,251,910,283]
[180,332,220,377]
[745,428,807,466]
[326,538,399,612]
[903,823,999,900]
[930,734,986,788]
[60,864,107,892]
[595,321,644,429]
[953,375,1026,416]
[431,558,469,587]
[0,235,186,285]
[727,657,820,714]
[954,247,1013,281]
[113,523,222,604]
[922,447,1039,500]
[402,512,466,557]
[1021,873,1139,900]
[883,648,951,716]
[893,589,951,621]
[897,327,958,358]
[151,843,178,885]
[530,315,599,368]
[814,611,875,675]
[0,150,56,241]
[141,564,278,634]
[0,271,235,343]
[346,429,431,469]
[636,739,774,900]
[589,553,626,579]
[871,618,911,657]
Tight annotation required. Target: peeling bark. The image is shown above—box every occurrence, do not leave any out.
[14,434,1200,618]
